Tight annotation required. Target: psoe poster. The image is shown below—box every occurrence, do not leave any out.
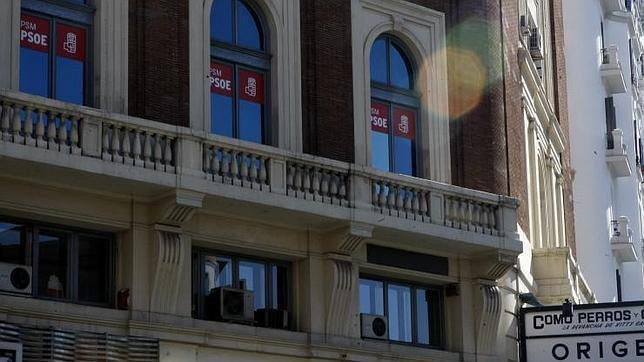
[520,301,644,362]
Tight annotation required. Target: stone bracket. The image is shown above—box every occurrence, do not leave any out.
[154,189,205,226]
[150,224,186,315]
[323,222,374,255]
[472,250,519,281]
[325,257,355,337]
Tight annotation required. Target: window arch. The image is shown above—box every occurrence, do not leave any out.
[210,0,269,144]
[369,35,419,176]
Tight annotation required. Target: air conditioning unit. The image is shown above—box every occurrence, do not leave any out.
[255,308,288,329]
[205,287,255,324]
[0,341,23,362]
[360,314,388,340]
[529,28,544,60]
[0,262,32,295]
[611,216,633,244]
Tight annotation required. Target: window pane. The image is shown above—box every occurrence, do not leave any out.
[372,132,390,172]
[237,0,262,50]
[239,260,265,310]
[370,38,387,84]
[20,48,49,97]
[211,94,234,137]
[211,0,233,43]
[390,43,412,89]
[359,278,384,315]
[78,235,109,304]
[393,137,413,175]
[388,283,412,342]
[239,100,263,143]
[55,57,84,105]
[0,222,27,265]
[204,255,233,295]
[371,101,390,172]
[416,288,430,344]
[271,265,288,310]
[37,229,68,299]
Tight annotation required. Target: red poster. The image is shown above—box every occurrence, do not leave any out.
[56,23,86,61]
[371,102,389,134]
[393,107,416,139]
[239,69,265,103]
[210,62,234,96]
[20,14,50,52]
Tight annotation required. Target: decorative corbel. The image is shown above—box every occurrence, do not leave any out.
[476,281,502,357]
[150,224,186,315]
[323,222,374,255]
[472,250,519,281]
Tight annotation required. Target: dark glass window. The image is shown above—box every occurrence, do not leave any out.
[0,222,28,266]
[0,217,114,307]
[194,249,291,329]
[370,35,419,176]
[19,1,93,106]
[77,234,110,304]
[210,0,269,144]
[37,229,69,299]
[359,277,444,348]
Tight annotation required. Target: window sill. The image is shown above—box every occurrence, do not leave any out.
[0,293,127,331]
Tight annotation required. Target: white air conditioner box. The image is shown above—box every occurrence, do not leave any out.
[361,314,388,340]
[0,262,32,294]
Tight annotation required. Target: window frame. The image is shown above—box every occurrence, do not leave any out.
[359,274,445,349]
[210,0,272,145]
[20,0,94,106]
[370,35,422,177]
[192,247,293,329]
[0,216,116,308]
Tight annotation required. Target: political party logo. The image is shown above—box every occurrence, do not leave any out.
[20,14,50,52]
[393,107,415,139]
[239,70,264,103]
[371,102,389,134]
[210,62,234,96]
[56,23,86,61]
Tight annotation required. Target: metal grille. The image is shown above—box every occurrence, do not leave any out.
[0,323,159,362]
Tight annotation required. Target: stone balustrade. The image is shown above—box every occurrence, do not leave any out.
[0,90,519,241]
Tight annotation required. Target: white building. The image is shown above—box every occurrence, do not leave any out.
[563,0,644,301]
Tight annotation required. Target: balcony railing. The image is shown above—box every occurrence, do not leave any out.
[0,90,521,249]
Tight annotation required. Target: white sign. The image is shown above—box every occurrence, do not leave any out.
[521,302,644,362]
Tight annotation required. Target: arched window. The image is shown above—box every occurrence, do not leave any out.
[210,0,269,144]
[369,35,419,176]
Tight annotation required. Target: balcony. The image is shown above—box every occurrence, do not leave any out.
[0,90,522,259]
[606,128,632,177]
[610,216,638,262]
[532,247,596,305]
[600,46,627,94]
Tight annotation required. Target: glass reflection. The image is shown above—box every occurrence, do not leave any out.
[237,0,262,50]
[0,222,26,265]
[211,93,234,137]
[239,100,263,143]
[212,0,233,43]
[390,43,412,89]
[37,229,68,299]
[370,38,387,84]
[239,260,266,310]
[388,283,412,342]
[359,278,384,315]
[20,48,49,97]
[55,57,84,105]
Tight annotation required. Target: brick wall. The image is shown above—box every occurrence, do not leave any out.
[128,0,189,127]
[300,0,355,163]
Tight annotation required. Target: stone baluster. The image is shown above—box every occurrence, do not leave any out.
[286,163,295,190]
[481,206,489,233]
[164,137,173,170]
[395,186,403,214]
[70,116,80,154]
[133,130,143,167]
[112,126,123,162]
[57,114,69,153]
[386,183,395,212]
[338,174,347,202]
[302,166,312,195]
[329,173,338,200]
[312,168,320,199]
[404,187,412,216]
[143,133,153,168]
[211,148,221,178]
[378,181,386,208]
[122,128,132,164]
[153,134,162,169]
[412,189,420,218]
[249,154,258,185]
[46,112,56,149]
[221,149,231,179]
[318,171,327,202]
[35,109,45,148]
[489,205,497,234]
[230,150,239,184]
[258,156,267,185]
[11,104,22,144]
[420,191,428,221]
[240,152,249,182]
[0,102,9,141]
[24,107,34,146]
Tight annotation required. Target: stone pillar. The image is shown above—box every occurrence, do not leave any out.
[0,0,19,90]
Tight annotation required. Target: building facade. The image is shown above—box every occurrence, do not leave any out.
[563,0,644,302]
[0,0,602,361]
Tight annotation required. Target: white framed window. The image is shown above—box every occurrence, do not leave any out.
[351,0,451,182]
[190,0,302,152]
